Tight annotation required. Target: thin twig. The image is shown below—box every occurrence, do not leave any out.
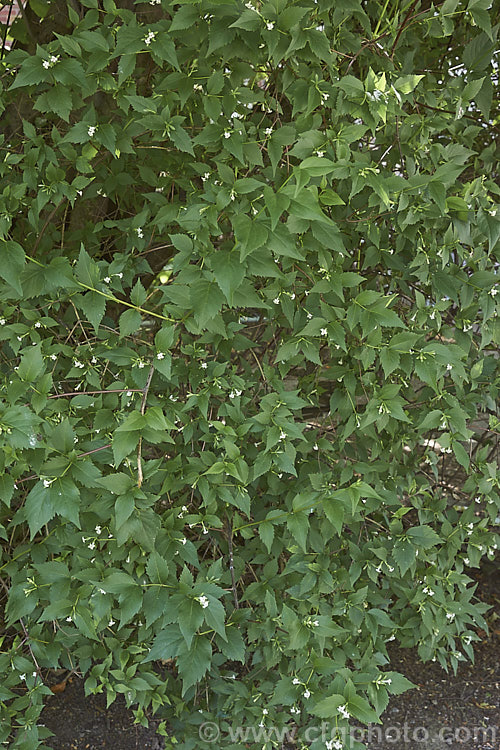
[227,515,239,609]
[137,364,155,488]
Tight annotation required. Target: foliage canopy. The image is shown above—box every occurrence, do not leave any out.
[0,0,499,747]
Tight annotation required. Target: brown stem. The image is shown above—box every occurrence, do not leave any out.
[227,515,239,610]
[137,364,155,488]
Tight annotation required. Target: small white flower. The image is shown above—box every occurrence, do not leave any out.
[446,363,453,371]
[292,677,300,685]
[136,227,144,238]
[490,286,498,297]
[290,292,296,300]
[95,525,102,534]
[201,362,208,369]
[273,297,280,304]
[463,557,469,565]
[446,613,455,621]
[43,479,51,488]
[290,706,300,715]
[313,444,319,451]
[264,127,273,136]
[316,150,325,157]
[266,21,274,30]
[223,131,231,139]
[262,708,268,715]
[20,674,26,681]
[0,319,5,325]
[50,55,59,64]
[143,30,157,45]
[157,352,165,360]
[202,172,210,181]
[42,60,50,69]
[197,595,210,609]
[99,588,106,595]
[74,360,85,369]
[88,541,96,550]
[279,431,287,440]
[88,126,97,137]
[34,321,41,328]
[320,328,328,336]
[337,704,350,719]
[108,619,115,626]
[303,689,311,698]
[50,353,57,360]
[313,619,319,626]
[103,276,111,284]
[137,360,146,368]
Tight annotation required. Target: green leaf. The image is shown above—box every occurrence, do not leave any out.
[177,636,212,695]
[384,672,416,695]
[312,693,346,718]
[203,597,226,641]
[406,525,441,548]
[142,623,184,663]
[190,279,225,325]
[0,240,25,294]
[323,499,344,535]
[286,512,309,551]
[210,250,246,304]
[77,291,106,334]
[347,694,380,724]
[24,482,56,538]
[50,419,75,453]
[178,598,205,648]
[119,308,142,338]
[17,345,45,382]
[217,626,245,662]
[115,494,135,529]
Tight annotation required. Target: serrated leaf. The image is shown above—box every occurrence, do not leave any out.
[119,308,141,338]
[190,279,225,325]
[0,240,25,294]
[77,291,106,334]
[312,693,346,718]
[406,525,441,548]
[177,636,212,695]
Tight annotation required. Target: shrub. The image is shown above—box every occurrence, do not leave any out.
[0,0,498,748]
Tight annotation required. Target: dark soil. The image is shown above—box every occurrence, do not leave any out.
[40,681,165,750]
[40,564,499,750]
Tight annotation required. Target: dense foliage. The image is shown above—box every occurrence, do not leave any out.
[0,0,499,747]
